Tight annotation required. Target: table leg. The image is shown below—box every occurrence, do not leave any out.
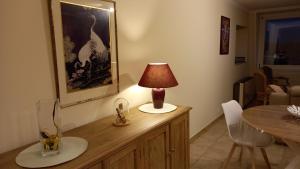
[283,139,300,169]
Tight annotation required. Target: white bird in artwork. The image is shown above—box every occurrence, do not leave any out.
[90,15,106,55]
[78,15,107,68]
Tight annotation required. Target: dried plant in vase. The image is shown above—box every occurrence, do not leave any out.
[113,98,130,126]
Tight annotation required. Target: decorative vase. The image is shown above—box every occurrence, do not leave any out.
[36,99,62,156]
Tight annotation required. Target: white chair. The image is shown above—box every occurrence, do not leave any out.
[221,100,274,169]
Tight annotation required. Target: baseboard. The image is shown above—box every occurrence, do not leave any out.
[189,113,224,143]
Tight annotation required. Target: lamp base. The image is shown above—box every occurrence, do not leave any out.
[138,103,177,114]
[152,88,165,108]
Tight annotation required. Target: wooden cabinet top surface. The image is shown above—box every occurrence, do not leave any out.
[0,105,191,169]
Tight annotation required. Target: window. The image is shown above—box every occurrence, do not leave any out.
[257,11,300,67]
[264,18,300,65]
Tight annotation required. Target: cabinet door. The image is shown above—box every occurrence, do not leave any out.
[170,113,189,169]
[89,163,102,169]
[143,125,170,169]
[103,143,140,169]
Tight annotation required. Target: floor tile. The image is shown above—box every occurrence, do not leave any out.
[190,116,294,169]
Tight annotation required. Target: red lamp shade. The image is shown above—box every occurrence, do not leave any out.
[138,63,178,88]
[138,63,178,109]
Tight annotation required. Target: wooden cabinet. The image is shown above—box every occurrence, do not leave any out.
[89,164,102,169]
[0,106,191,169]
[170,114,189,169]
[104,143,140,169]
[143,125,170,169]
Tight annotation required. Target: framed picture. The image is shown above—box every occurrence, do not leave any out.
[49,0,119,107]
[220,16,230,55]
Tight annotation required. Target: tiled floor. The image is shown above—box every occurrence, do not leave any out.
[190,116,295,169]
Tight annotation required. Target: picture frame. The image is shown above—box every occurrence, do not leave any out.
[49,0,119,107]
[220,16,230,55]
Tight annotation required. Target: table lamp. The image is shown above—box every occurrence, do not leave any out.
[138,63,178,113]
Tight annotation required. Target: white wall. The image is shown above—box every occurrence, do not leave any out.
[0,0,249,153]
[236,26,249,59]
[118,0,250,137]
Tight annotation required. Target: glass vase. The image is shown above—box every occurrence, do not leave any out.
[36,99,62,156]
[113,98,130,126]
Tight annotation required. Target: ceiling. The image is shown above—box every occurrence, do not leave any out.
[234,0,300,10]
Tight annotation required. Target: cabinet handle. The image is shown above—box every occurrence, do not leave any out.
[167,148,176,156]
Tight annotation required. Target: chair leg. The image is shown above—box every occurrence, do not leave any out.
[222,143,237,169]
[260,148,271,169]
[248,147,256,169]
[239,146,243,162]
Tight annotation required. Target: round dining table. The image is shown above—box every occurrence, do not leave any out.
[242,105,300,169]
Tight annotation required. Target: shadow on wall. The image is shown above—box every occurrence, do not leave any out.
[61,73,150,132]
[41,0,58,94]
[119,73,137,91]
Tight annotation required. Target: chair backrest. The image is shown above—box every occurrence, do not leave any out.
[254,70,267,93]
[222,100,273,145]
[222,100,244,140]
[262,66,273,83]
[254,70,270,104]
[222,100,243,127]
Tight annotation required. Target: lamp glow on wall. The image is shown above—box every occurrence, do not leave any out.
[138,63,178,113]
